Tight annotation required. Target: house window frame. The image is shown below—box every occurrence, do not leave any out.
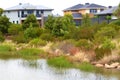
[90,9,97,13]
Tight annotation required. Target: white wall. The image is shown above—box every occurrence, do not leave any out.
[3,11,21,24]
[43,11,53,17]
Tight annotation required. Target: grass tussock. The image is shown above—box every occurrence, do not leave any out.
[47,56,73,68]
[17,48,45,59]
[78,62,96,72]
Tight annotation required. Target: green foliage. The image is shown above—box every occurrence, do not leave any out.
[76,39,93,50]
[52,17,68,36]
[114,3,120,18]
[13,31,27,43]
[29,38,47,47]
[24,27,42,39]
[82,13,91,27]
[62,14,75,27]
[101,38,115,49]
[47,56,72,68]
[95,47,111,60]
[79,62,96,72]
[17,48,44,58]
[0,44,17,58]
[0,45,13,53]
[22,14,39,29]
[8,24,22,35]
[0,32,5,42]
[40,33,53,41]
[45,15,55,31]
[0,15,11,34]
[110,19,120,26]
[94,26,116,40]
[45,15,74,37]
[0,8,3,16]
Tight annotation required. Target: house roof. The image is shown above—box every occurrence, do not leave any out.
[63,3,106,11]
[5,3,53,11]
[63,4,84,11]
[96,6,118,15]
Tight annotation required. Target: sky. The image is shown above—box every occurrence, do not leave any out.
[0,0,120,15]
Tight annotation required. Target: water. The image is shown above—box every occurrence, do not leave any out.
[0,59,119,80]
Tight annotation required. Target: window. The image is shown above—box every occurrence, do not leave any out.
[90,9,97,13]
[100,9,104,12]
[27,10,34,14]
[13,21,15,23]
[18,11,20,17]
[16,21,18,24]
[8,11,10,13]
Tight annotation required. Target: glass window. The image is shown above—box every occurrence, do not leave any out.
[90,9,97,13]
[13,21,15,23]
[18,11,20,17]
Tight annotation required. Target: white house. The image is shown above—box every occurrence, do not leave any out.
[3,3,53,26]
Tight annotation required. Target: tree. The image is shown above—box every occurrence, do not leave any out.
[0,8,3,16]
[62,14,75,28]
[22,14,39,29]
[0,15,11,34]
[82,13,91,27]
[45,15,55,32]
[114,3,120,18]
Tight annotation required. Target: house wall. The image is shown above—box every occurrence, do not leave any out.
[3,10,52,24]
[3,11,20,24]
[43,11,53,17]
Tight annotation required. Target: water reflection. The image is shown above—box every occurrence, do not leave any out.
[0,59,119,80]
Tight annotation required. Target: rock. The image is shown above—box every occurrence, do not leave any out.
[95,64,104,68]
[117,65,120,70]
[105,64,115,69]
[110,62,119,68]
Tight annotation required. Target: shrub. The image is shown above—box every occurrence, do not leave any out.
[8,24,22,35]
[24,27,42,39]
[95,47,111,60]
[0,31,5,42]
[76,39,93,50]
[40,33,53,41]
[101,38,115,49]
[29,38,47,47]
[12,31,27,43]
[47,56,72,68]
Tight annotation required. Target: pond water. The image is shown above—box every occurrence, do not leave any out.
[0,59,120,80]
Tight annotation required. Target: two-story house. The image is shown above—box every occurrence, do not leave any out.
[63,3,106,25]
[3,3,53,26]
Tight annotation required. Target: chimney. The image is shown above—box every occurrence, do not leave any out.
[85,3,90,5]
[19,3,22,5]
[108,6,112,8]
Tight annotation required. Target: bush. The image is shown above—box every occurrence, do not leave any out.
[95,47,111,60]
[47,56,72,68]
[101,38,115,49]
[29,38,47,47]
[24,27,42,39]
[0,32,5,42]
[40,33,53,41]
[76,39,93,50]
[12,31,27,43]
[8,24,22,35]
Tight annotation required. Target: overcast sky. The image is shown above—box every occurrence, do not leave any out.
[0,0,120,15]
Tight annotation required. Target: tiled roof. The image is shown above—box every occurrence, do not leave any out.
[96,6,117,15]
[63,4,84,11]
[5,3,53,11]
[64,3,106,11]
[72,13,82,18]
[81,3,106,9]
